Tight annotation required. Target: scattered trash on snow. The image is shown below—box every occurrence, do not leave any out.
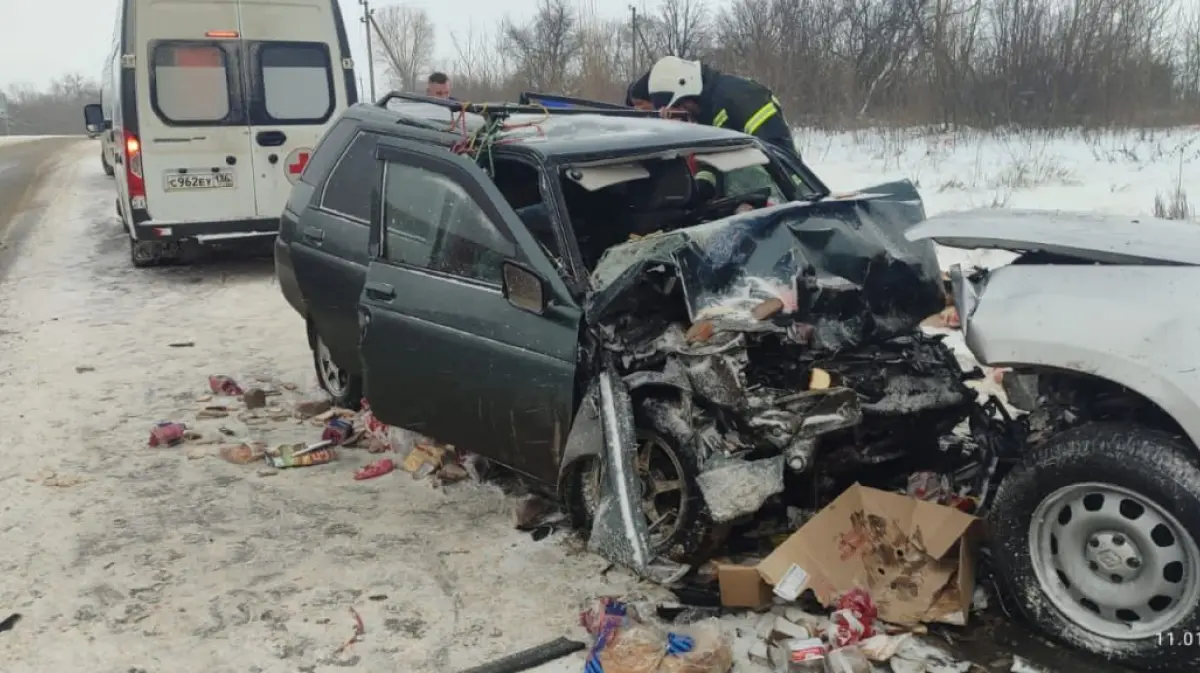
[825,644,871,673]
[293,396,333,419]
[74,365,94,373]
[334,606,365,654]
[218,442,265,465]
[321,417,354,445]
[758,484,980,627]
[354,458,395,480]
[168,341,194,348]
[196,406,230,419]
[208,374,243,396]
[242,387,267,409]
[264,442,337,469]
[148,421,187,447]
[580,598,733,673]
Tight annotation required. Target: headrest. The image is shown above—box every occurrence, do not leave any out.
[626,160,694,211]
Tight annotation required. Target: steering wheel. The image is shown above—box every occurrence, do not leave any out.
[689,188,773,224]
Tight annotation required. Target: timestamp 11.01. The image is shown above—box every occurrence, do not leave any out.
[1158,631,1200,647]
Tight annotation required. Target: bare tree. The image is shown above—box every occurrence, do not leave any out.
[632,0,712,65]
[4,75,101,135]
[502,0,582,92]
[430,0,1199,128]
[372,5,436,92]
[448,21,514,100]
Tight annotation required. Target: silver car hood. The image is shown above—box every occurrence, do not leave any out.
[905,208,1200,265]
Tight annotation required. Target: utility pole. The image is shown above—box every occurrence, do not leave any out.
[359,0,376,101]
[629,5,638,75]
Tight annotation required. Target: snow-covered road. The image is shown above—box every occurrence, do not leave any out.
[0,141,635,673]
[1,129,1166,672]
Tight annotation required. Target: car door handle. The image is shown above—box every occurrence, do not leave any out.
[302,227,325,244]
[365,282,396,300]
[256,130,287,147]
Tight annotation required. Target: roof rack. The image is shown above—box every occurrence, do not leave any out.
[374,91,683,120]
[518,92,631,110]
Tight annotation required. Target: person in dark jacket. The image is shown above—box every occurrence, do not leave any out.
[645,56,799,161]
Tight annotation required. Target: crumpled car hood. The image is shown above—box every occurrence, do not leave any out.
[586,181,944,349]
[906,208,1200,265]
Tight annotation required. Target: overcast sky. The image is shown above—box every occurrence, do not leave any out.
[0,0,636,93]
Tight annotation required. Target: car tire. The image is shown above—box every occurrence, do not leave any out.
[312,333,363,410]
[989,422,1200,672]
[565,394,727,564]
[102,154,115,177]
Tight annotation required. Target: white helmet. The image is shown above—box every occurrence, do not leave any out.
[647,56,703,108]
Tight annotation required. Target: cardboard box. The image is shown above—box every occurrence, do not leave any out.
[757,483,980,626]
[717,562,774,609]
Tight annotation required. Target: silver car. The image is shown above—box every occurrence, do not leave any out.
[910,209,1200,673]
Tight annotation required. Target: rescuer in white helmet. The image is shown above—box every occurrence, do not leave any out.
[645,56,799,162]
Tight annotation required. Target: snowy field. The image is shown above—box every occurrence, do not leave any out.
[0,127,1196,673]
[801,125,1200,269]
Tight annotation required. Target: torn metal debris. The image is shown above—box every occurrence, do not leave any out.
[567,189,986,575]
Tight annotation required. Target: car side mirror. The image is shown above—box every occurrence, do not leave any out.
[83,103,104,134]
[501,261,547,314]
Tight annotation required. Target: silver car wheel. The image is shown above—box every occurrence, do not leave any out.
[1030,481,1200,640]
[315,337,348,398]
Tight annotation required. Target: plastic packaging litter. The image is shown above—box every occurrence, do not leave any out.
[148,421,187,447]
[208,375,244,396]
[359,399,427,456]
[322,418,354,445]
[656,619,733,673]
[906,471,950,503]
[785,636,826,673]
[825,645,871,673]
[264,442,337,469]
[826,589,877,647]
[595,624,667,673]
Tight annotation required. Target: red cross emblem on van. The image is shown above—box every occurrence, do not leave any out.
[285,148,312,184]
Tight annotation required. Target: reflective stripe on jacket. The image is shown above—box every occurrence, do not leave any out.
[698,67,791,144]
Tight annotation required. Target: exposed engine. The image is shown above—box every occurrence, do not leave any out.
[584,194,978,517]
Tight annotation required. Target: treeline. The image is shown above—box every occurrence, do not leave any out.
[376,0,1200,128]
[10,0,1200,134]
[2,75,99,136]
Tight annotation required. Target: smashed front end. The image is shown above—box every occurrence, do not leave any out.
[573,189,978,573]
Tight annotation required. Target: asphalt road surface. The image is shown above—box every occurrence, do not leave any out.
[0,136,88,276]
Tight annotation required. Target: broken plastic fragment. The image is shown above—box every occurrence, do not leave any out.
[809,368,831,390]
[751,296,784,320]
[685,320,715,343]
[208,375,244,396]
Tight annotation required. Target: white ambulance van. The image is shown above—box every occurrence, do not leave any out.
[83,0,358,267]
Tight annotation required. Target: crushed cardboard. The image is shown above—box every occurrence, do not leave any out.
[716,562,774,609]
[757,484,980,626]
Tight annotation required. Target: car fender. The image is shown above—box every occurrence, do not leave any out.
[966,264,1200,448]
[556,368,652,573]
[557,367,692,487]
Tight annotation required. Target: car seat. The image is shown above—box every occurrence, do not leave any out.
[623,159,694,235]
